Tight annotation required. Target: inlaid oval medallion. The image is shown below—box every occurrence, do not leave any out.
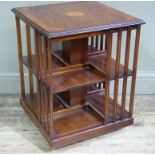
[66,11,84,17]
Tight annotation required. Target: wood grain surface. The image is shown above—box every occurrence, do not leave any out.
[12,2,144,38]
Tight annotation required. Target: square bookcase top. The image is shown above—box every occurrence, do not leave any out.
[12,2,145,38]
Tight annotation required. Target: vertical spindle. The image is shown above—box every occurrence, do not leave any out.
[16,17,25,97]
[47,39,54,139]
[95,35,98,49]
[34,30,41,122]
[104,31,112,124]
[91,36,94,47]
[121,28,131,120]
[113,30,122,122]
[26,24,34,95]
[105,34,108,51]
[42,36,48,131]
[100,35,103,50]
[129,26,141,118]
[38,33,45,127]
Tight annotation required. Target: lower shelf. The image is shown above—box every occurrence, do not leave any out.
[53,105,103,138]
[21,90,132,148]
[22,94,66,117]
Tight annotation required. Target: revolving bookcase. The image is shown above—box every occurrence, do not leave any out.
[12,2,145,149]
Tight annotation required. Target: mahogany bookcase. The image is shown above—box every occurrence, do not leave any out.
[12,2,145,149]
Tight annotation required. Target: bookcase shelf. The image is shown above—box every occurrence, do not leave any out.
[52,64,104,93]
[23,50,133,84]
[89,52,133,79]
[22,54,66,76]
[13,1,144,149]
[53,104,103,138]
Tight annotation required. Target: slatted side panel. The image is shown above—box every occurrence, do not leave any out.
[16,18,54,138]
[110,26,141,123]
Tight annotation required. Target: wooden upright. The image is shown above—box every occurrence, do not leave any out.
[12,2,145,149]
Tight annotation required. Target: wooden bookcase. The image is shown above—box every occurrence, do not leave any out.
[12,2,145,149]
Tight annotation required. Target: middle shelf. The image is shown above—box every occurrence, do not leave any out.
[22,46,133,93]
[52,64,104,93]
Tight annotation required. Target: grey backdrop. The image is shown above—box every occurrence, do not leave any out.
[0,1,155,94]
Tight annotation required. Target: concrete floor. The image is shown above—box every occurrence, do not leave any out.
[0,95,155,153]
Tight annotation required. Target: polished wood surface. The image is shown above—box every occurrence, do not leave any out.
[12,2,144,38]
[13,2,144,149]
[52,64,104,93]
[87,90,129,122]
[88,52,133,79]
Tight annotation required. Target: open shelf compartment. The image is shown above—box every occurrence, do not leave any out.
[52,63,105,93]
[22,93,67,118]
[87,90,129,122]
[88,52,133,79]
[53,45,133,81]
[53,104,103,138]
[22,54,66,76]
[22,88,129,140]
[53,89,130,138]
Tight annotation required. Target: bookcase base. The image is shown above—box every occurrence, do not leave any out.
[20,98,133,149]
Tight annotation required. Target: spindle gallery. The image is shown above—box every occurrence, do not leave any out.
[12,2,145,149]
